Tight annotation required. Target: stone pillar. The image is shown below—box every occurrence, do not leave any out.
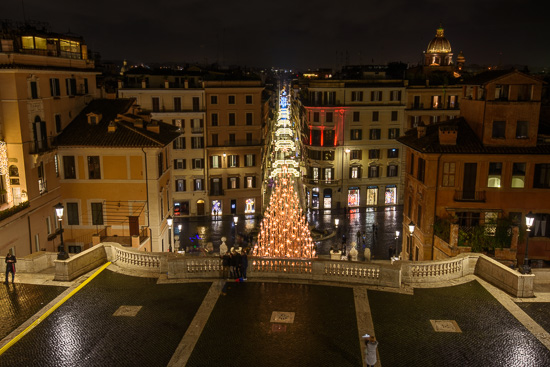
[141,79,147,88]
[105,225,112,236]
[131,235,140,248]
[164,80,169,88]
[92,234,101,246]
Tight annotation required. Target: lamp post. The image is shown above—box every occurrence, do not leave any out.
[522,211,535,274]
[408,221,415,261]
[341,148,350,209]
[395,230,400,259]
[177,224,182,252]
[55,202,68,260]
[233,215,239,247]
[167,215,173,252]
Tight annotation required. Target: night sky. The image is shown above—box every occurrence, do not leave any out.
[1,0,548,69]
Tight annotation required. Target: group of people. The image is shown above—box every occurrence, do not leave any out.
[4,252,16,284]
[221,248,249,280]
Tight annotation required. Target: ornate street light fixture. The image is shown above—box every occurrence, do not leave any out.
[167,215,173,252]
[55,203,69,260]
[233,216,239,246]
[522,211,535,274]
[408,221,415,261]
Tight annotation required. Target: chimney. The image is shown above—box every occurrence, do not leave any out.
[417,123,427,138]
[108,121,117,132]
[184,79,189,89]
[118,80,123,89]
[141,79,147,89]
[164,79,170,89]
[439,126,458,145]
[146,121,160,133]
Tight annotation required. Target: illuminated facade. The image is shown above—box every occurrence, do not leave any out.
[204,80,266,217]
[118,73,206,217]
[399,70,550,263]
[0,24,97,257]
[55,99,180,252]
[299,79,406,210]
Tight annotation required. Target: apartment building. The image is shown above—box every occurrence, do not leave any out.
[118,70,206,217]
[299,78,406,210]
[55,99,180,252]
[0,23,97,256]
[398,70,550,263]
[204,80,266,216]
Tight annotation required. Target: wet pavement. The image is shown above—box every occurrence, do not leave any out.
[2,267,550,367]
[176,206,403,260]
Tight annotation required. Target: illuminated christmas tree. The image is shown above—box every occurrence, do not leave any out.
[253,166,316,258]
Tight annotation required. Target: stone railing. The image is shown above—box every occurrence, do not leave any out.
[109,244,162,273]
[17,251,58,273]
[43,242,535,298]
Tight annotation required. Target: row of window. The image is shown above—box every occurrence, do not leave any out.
[492,120,530,139]
[62,156,100,180]
[175,176,257,192]
[209,94,254,105]
[308,148,399,161]
[29,78,88,99]
[309,164,399,180]
[210,112,255,126]
[311,110,400,123]
[61,202,104,226]
[409,155,550,190]
[350,128,400,140]
[173,154,257,170]
[308,90,402,104]
[152,96,200,112]
[410,95,459,109]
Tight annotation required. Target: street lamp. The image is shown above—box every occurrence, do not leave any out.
[341,148,350,209]
[395,230,400,259]
[233,216,239,247]
[408,221,415,261]
[167,215,173,252]
[55,202,68,260]
[522,211,535,274]
[335,218,340,227]
[177,224,182,251]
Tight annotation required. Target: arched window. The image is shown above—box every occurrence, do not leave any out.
[9,165,19,177]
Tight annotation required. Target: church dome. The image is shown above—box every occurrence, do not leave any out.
[426,26,452,53]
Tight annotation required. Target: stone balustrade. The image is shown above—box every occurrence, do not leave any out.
[23,242,535,298]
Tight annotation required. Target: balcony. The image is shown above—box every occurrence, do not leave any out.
[29,137,55,155]
[454,190,486,202]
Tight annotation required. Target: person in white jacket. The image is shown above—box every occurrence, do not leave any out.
[364,335,379,367]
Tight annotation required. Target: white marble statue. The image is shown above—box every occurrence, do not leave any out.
[349,241,358,261]
[219,237,228,256]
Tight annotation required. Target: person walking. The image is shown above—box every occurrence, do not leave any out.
[5,252,16,284]
[241,248,248,280]
[364,335,379,367]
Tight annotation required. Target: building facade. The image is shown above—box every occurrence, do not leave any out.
[55,99,180,252]
[0,24,97,257]
[298,79,406,210]
[398,70,550,263]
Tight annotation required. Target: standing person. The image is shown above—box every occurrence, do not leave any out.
[241,248,248,281]
[221,251,230,279]
[364,336,379,367]
[5,252,16,284]
[234,249,242,279]
[229,250,237,279]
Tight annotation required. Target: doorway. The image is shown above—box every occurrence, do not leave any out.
[463,163,477,200]
[197,200,205,216]
[129,216,139,236]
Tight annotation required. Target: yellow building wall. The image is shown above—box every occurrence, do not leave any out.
[103,156,128,180]
[130,156,144,180]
